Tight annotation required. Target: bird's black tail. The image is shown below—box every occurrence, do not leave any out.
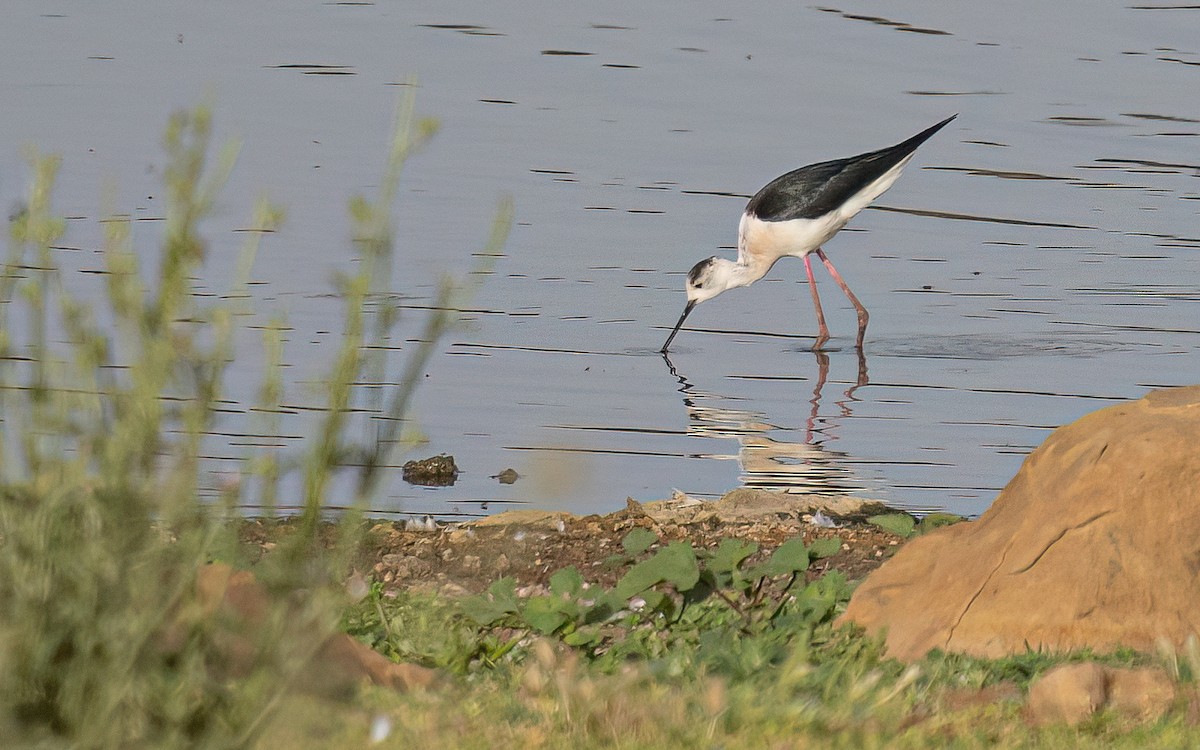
[890,114,957,159]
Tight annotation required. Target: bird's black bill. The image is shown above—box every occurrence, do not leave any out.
[661,300,695,353]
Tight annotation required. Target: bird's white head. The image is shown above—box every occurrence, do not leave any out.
[661,256,743,352]
[684,256,739,304]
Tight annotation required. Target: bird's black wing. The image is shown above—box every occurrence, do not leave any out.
[746,115,956,223]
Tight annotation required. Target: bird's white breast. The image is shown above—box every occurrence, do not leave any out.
[738,211,843,268]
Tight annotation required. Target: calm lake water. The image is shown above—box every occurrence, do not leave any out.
[2,2,1197,519]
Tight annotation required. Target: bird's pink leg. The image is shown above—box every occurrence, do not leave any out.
[816,248,869,350]
[804,253,830,351]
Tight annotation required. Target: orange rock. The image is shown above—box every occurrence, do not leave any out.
[1106,666,1176,722]
[305,633,438,695]
[1025,663,1107,726]
[1024,664,1177,727]
[162,563,435,696]
[840,386,1200,661]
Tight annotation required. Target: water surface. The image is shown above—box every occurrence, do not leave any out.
[2,1,1197,519]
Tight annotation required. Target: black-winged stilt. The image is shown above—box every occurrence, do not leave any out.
[661,115,956,353]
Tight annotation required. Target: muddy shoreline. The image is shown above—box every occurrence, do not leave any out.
[238,489,916,595]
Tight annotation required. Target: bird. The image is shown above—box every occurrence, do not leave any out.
[661,114,956,353]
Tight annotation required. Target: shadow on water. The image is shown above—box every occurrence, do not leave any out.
[661,349,870,497]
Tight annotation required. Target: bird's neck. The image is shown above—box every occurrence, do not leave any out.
[724,257,772,289]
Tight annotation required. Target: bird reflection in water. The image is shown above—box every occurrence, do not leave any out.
[662,349,869,496]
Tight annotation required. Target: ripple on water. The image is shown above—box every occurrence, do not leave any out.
[873,334,1156,361]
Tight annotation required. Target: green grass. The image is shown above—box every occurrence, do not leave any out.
[311,527,1199,749]
[269,550,1199,749]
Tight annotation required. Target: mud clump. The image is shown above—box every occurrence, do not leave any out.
[402,454,459,486]
[493,468,519,485]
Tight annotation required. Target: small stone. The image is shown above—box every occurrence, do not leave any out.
[461,555,481,572]
[345,571,370,602]
[809,510,839,528]
[438,582,470,598]
[405,516,437,532]
[471,510,568,529]
[393,556,432,580]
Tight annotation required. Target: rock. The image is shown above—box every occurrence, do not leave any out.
[641,488,890,525]
[1106,667,1176,722]
[345,570,370,602]
[304,633,437,695]
[1025,664,1177,727]
[494,553,511,574]
[395,556,432,580]
[402,454,459,486]
[1025,663,1107,726]
[840,386,1200,661]
[469,509,573,529]
[437,582,470,598]
[712,489,891,522]
[164,563,436,697]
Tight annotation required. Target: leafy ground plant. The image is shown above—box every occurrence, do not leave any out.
[867,511,965,538]
[450,529,853,674]
[305,544,1200,750]
[325,519,1200,749]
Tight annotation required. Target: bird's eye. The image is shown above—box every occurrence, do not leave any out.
[694,281,703,288]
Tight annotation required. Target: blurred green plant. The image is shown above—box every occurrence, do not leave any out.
[0,90,508,748]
